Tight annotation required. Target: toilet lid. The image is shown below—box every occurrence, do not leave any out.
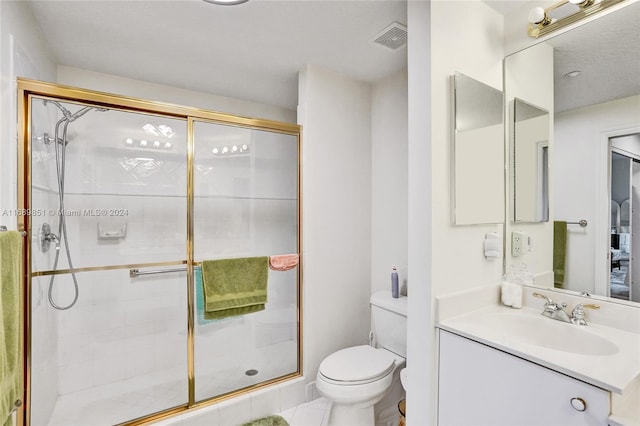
[319,345,395,383]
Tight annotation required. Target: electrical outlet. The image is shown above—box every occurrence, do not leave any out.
[512,232,525,257]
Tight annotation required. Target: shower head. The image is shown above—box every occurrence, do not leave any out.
[67,106,94,122]
[45,100,72,120]
[45,99,108,123]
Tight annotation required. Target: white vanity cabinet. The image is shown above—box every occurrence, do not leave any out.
[438,330,610,425]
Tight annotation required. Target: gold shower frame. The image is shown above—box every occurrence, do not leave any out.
[16,78,303,426]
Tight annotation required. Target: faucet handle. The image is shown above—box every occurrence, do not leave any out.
[532,292,557,318]
[532,292,553,304]
[581,303,600,310]
[571,303,600,326]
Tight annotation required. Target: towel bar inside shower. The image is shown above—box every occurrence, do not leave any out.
[0,225,27,236]
[129,265,200,278]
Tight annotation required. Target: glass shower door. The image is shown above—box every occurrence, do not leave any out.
[192,120,300,401]
[28,97,189,426]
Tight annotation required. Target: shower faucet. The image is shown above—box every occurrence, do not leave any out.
[40,222,60,252]
[37,132,67,146]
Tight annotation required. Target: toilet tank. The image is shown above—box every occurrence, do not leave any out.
[370,291,407,357]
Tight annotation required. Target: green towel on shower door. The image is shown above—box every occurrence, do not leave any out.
[553,221,567,288]
[200,257,269,320]
[0,231,23,426]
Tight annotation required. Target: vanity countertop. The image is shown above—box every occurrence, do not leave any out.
[437,304,640,395]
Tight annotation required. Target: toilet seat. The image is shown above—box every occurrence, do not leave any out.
[318,345,396,385]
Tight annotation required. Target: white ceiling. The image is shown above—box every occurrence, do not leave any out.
[483,0,525,16]
[548,2,640,113]
[25,0,639,114]
[26,0,407,111]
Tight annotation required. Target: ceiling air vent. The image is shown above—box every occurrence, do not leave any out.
[371,22,407,51]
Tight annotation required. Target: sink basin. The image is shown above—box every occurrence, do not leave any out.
[468,312,619,356]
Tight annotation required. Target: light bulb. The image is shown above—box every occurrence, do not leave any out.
[212,148,219,154]
[222,147,229,154]
[242,144,248,151]
[140,140,148,147]
[528,7,546,24]
[164,142,172,149]
[125,138,133,145]
[152,141,161,148]
[231,145,238,152]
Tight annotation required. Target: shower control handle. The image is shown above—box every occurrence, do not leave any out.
[41,223,60,253]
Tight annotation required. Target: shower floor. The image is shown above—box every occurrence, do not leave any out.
[46,365,186,426]
[45,340,297,426]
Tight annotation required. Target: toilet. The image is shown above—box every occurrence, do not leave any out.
[316,291,407,425]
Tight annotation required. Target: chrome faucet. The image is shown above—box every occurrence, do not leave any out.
[533,292,600,325]
[570,303,600,326]
[532,292,571,323]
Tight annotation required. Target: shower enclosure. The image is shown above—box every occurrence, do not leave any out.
[17,79,302,426]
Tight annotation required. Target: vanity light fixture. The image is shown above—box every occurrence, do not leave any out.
[527,0,624,38]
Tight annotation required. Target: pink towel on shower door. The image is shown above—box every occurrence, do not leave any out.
[269,254,299,271]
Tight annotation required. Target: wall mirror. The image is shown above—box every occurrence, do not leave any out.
[451,72,504,225]
[512,98,550,223]
[505,2,640,305]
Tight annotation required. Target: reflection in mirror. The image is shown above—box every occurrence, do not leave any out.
[451,72,504,225]
[512,98,550,223]
[505,2,640,306]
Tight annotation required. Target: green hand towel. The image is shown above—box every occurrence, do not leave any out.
[0,231,23,426]
[242,415,289,426]
[553,221,567,288]
[201,257,269,320]
[194,268,225,325]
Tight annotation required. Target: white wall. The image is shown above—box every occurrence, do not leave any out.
[554,95,640,294]
[57,66,295,124]
[430,0,504,300]
[407,1,504,424]
[0,2,58,424]
[297,64,373,385]
[406,0,432,424]
[0,0,56,215]
[371,68,408,295]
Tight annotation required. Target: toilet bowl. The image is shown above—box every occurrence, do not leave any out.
[316,345,405,425]
[316,291,407,426]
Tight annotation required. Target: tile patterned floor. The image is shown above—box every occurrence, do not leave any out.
[278,398,330,426]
